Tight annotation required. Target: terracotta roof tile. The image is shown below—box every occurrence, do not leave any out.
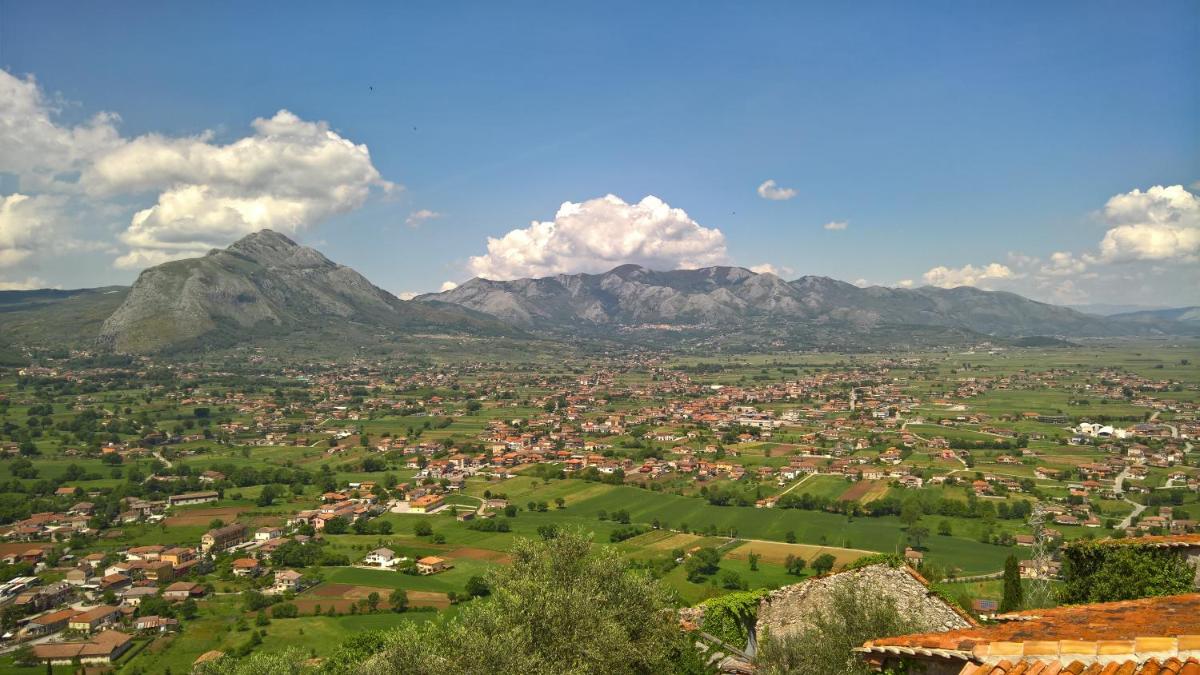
[867,594,1200,650]
[958,659,1200,675]
[1083,534,1200,549]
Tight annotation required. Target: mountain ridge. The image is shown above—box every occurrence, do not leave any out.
[418,264,1189,341]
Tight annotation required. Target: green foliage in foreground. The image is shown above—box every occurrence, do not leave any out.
[1058,541,1194,604]
[357,529,697,674]
[755,581,920,675]
[198,530,706,675]
[699,590,767,648]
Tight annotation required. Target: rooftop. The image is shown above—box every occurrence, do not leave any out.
[860,594,1200,672]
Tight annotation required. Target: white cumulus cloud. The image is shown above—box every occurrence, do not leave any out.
[823,220,848,231]
[1040,251,1087,277]
[405,209,441,227]
[1094,185,1200,263]
[439,281,459,292]
[0,69,395,274]
[89,110,395,268]
[0,70,123,193]
[756,179,796,201]
[396,291,419,300]
[896,279,914,288]
[0,193,66,268]
[467,194,727,279]
[922,262,1013,289]
[0,276,52,291]
[749,263,793,277]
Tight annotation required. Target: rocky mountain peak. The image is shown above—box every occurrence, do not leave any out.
[223,229,334,269]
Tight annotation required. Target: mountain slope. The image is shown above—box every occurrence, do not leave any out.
[419,265,1185,342]
[99,230,512,353]
[0,287,130,350]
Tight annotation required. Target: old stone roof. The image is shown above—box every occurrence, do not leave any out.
[757,563,976,644]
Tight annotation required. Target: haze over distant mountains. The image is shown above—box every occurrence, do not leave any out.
[0,230,1196,356]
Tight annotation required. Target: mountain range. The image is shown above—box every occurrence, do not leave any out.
[0,230,1195,356]
[417,264,1191,347]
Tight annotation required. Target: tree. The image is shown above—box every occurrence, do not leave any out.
[179,598,199,620]
[412,520,433,537]
[785,554,806,576]
[908,525,930,549]
[256,484,280,507]
[900,500,922,529]
[1059,542,1193,604]
[555,497,565,509]
[323,516,349,534]
[465,576,490,597]
[937,520,953,536]
[755,580,920,675]
[366,592,380,612]
[389,588,408,612]
[322,631,389,675]
[684,547,721,583]
[1001,554,1023,612]
[720,570,748,590]
[785,530,797,544]
[365,529,687,673]
[748,552,760,571]
[811,553,836,575]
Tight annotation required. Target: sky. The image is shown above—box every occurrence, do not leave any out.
[1,1,1198,307]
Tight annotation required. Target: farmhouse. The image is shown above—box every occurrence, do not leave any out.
[363,548,398,568]
[232,558,263,577]
[201,523,247,553]
[163,581,205,601]
[18,608,76,638]
[32,629,132,666]
[416,556,451,575]
[67,605,120,633]
[273,569,303,592]
[409,494,444,513]
[168,491,219,507]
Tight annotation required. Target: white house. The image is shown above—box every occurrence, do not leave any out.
[363,547,397,568]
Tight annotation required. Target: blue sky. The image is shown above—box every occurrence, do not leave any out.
[1,1,1197,305]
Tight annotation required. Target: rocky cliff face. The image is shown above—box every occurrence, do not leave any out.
[418,264,1154,339]
[99,230,506,353]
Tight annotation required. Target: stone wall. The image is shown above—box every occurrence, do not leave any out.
[755,564,972,642]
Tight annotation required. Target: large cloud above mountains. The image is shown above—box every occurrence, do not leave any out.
[467,194,728,280]
[916,184,1200,302]
[922,262,1014,289]
[1094,185,1199,263]
[93,110,395,268]
[0,69,393,272]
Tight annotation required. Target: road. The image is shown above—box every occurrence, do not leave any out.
[1114,466,1148,530]
[903,422,968,467]
[152,450,172,469]
[776,472,817,497]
